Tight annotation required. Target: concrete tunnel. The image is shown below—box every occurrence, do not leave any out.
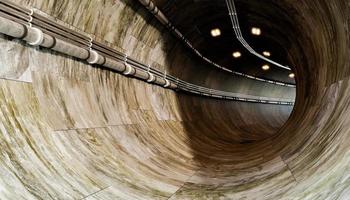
[0,0,349,199]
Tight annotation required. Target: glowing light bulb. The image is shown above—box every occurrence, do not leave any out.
[289,73,295,78]
[232,51,242,58]
[251,27,261,36]
[211,28,221,37]
[262,65,270,71]
[263,51,271,57]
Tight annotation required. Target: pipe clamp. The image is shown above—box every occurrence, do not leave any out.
[28,27,44,46]
[87,50,99,64]
[147,72,155,82]
[123,63,133,75]
[164,79,170,88]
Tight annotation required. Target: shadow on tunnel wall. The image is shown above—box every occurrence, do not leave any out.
[85,0,293,180]
[155,0,296,170]
[173,94,294,168]
[148,0,350,198]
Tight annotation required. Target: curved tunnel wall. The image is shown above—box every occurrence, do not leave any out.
[0,0,348,200]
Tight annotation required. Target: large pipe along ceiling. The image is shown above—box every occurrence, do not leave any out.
[0,0,348,199]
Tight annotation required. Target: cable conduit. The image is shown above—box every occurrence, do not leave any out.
[137,0,296,87]
[225,0,292,71]
[0,0,294,105]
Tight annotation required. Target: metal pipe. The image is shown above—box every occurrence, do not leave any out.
[137,0,296,87]
[0,2,293,105]
[225,0,292,71]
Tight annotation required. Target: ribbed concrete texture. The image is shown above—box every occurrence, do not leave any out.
[0,0,348,200]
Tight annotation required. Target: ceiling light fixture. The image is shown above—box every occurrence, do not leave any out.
[232,51,241,58]
[211,28,221,37]
[251,27,261,36]
[263,51,271,57]
[225,0,292,70]
[262,65,270,71]
[289,73,295,78]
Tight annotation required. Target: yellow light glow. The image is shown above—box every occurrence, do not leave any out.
[211,28,221,37]
[289,73,295,78]
[251,27,261,36]
[232,51,241,58]
[262,65,270,71]
[263,51,271,57]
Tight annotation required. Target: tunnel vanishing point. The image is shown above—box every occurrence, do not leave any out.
[0,0,349,199]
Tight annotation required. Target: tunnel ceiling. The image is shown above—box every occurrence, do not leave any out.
[153,0,296,84]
